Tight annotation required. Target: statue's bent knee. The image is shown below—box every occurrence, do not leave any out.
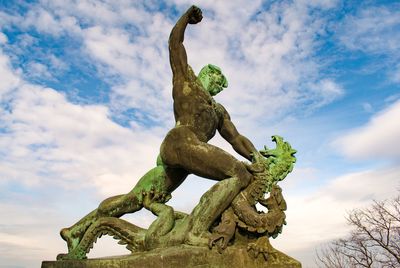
[97,195,124,217]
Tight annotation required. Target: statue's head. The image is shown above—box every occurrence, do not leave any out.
[198,64,228,96]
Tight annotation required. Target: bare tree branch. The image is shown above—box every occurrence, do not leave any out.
[316,191,400,268]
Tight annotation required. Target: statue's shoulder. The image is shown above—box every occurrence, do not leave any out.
[173,66,203,97]
[214,102,228,119]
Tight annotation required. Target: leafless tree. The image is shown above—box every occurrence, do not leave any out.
[316,193,400,268]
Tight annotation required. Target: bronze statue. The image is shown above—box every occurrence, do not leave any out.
[55,6,298,266]
[160,5,263,242]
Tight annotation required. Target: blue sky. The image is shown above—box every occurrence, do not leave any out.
[0,0,400,267]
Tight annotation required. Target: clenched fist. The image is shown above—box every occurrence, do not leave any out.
[187,5,202,24]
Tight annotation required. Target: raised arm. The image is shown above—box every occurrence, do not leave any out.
[218,105,258,161]
[168,6,202,80]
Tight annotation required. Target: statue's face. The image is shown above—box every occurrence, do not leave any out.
[198,64,228,96]
[208,67,228,96]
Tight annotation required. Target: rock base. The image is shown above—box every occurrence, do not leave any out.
[42,245,301,268]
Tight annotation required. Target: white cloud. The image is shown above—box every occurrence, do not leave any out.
[25,8,62,35]
[391,63,400,83]
[79,10,174,123]
[1,0,343,124]
[280,167,319,191]
[0,199,66,267]
[334,100,400,161]
[48,54,68,71]
[0,32,7,43]
[0,47,21,98]
[41,0,149,28]
[179,0,343,121]
[25,62,53,80]
[2,6,81,37]
[337,4,400,85]
[307,79,344,109]
[1,85,164,195]
[273,166,400,267]
[338,6,400,54]
[362,102,373,113]
[83,26,139,77]
[0,46,165,196]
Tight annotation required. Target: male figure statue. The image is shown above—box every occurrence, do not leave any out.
[160,5,260,240]
[59,5,260,253]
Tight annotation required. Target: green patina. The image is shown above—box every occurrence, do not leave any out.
[258,135,297,192]
[198,64,228,96]
[131,155,170,201]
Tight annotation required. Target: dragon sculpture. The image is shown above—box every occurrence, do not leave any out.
[57,135,296,261]
[209,135,296,260]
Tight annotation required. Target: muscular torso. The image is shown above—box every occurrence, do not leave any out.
[172,67,223,142]
[159,67,227,192]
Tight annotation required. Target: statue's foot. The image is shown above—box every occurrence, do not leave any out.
[56,252,87,261]
[60,228,80,252]
[56,253,68,261]
[56,253,74,261]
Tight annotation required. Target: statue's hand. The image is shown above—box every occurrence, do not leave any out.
[187,5,203,24]
[142,187,158,208]
[174,211,188,220]
[243,161,265,174]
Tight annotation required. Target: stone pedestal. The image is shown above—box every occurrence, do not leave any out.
[42,245,301,268]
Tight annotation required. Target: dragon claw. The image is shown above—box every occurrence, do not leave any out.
[247,243,269,261]
[208,234,229,253]
[247,236,274,261]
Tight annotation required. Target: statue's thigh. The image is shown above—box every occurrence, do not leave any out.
[160,127,246,181]
[176,141,242,181]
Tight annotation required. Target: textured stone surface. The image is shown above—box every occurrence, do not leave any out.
[42,245,301,268]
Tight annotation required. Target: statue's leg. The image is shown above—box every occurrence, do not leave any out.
[143,202,176,249]
[60,164,170,251]
[97,191,143,217]
[57,217,147,260]
[61,192,143,251]
[186,177,244,244]
[160,129,252,241]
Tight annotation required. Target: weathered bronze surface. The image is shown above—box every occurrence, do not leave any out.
[43,245,300,268]
[45,5,301,267]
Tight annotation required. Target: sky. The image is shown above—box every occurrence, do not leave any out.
[0,0,399,267]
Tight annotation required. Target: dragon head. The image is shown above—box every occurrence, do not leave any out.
[256,135,297,191]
